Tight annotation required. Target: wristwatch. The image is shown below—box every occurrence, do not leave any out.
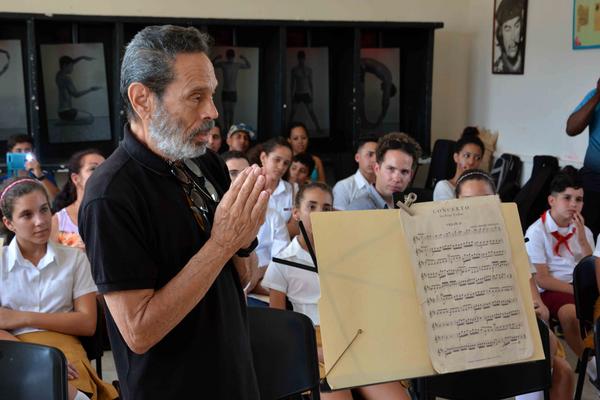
[236,238,258,258]
[35,174,47,181]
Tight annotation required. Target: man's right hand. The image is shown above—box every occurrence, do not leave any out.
[210,165,269,254]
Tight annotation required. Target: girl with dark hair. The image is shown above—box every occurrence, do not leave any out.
[288,122,326,183]
[455,168,497,198]
[51,149,105,249]
[0,177,117,400]
[263,182,410,400]
[433,130,485,201]
[260,137,294,223]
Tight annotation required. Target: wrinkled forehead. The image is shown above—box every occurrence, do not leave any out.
[169,52,218,93]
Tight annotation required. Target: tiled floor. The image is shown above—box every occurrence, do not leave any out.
[100,338,600,399]
[100,351,118,385]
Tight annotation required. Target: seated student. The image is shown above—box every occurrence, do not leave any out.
[347,132,421,210]
[222,151,290,306]
[525,167,595,359]
[50,149,105,249]
[2,134,59,200]
[0,177,117,400]
[332,135,377,210]
[288,122,326,182]
[456,169,575,400]
[206,120,223,153]
[263,182,410,400]
[287,152,315,186]
[226,123,255,153]
[433,130,484,201]
[260,137,298,237]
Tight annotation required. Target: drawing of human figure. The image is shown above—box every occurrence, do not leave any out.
[212,49,251,131]
[0,48,9,77]
[288,50,321,133]
[358,57,397,129]
[55,55,101,125]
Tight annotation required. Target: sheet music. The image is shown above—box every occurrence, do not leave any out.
[401,196,533,373]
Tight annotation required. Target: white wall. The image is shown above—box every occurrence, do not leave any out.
[467,0,599,179]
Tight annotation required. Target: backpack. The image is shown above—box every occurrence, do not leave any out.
[490,153,522,202]
[425,139,456,190]
[514,155,559,232]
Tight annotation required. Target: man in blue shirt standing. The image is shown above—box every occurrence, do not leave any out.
[566,78,600,238]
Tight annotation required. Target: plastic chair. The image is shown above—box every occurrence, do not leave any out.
[247,307,321,400]
[572,256,600,400]
[416,317,552,400]
[0,340,68,400]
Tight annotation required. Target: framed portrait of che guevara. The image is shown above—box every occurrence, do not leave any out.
[492,0,528,75]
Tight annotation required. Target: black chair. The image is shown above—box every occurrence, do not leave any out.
[572,256,600,400]
[79,297,106,378]
[416,317,552,400]
[247,307,321,400]
[514,155,559,233]
[425,139,456,190]
[0,340,69,400]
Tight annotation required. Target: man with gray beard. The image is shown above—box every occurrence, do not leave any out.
[79,25,267,399]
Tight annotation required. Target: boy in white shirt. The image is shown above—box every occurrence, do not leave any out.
[525,168,595,357]
[332,136,377,210]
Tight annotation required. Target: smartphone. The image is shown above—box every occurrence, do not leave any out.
[6,152,34,176]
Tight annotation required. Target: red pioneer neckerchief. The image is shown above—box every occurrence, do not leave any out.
[541,211,575,257]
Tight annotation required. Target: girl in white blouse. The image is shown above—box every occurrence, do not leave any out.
[0,177,117,400]
[263,182,410,400]
[433,129,484,201]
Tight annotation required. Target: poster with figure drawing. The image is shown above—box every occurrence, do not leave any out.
[0,40,28,140]
[40,43,111,143]
[286,47,330,138]
[359,48,400,134]
[211,46,259,133]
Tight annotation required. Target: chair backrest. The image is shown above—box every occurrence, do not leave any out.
[425,139,456,190]
[491,153,523,201]
[79,297,106,378]
[514,155,559,232]
[573,256,599,328]
[0,340,68,400]
[417,318,551,400]
[247,307,321,400]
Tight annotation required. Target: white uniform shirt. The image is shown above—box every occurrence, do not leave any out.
[262,237,320,325]
[332,170,370,210]
[0,240,97,335]
[268,180,295,223]
[595,234,600,257]
[256,208,291,267]
[525,210,595,289]
[433,179,456,201]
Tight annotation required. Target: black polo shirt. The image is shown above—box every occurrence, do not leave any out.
[79,125,259,400]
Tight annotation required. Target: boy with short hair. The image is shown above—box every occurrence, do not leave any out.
[525,167,595,357]
[333,135,378,210]
[226,123,255,153]
[287,152,315,186]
